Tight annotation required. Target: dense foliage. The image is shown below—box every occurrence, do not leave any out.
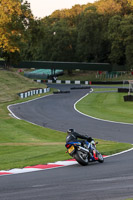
[0,0,133,70]
[0,0,33,65]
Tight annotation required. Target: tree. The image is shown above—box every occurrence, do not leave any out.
[20,0,133,71]
[121,14,133,69]
[108,15,125,66]
[76,11,110,63]
[108,14,133,70]
[42,19,77,62]
[115,0,133,15]
[21,19,46,61]
[0,0,33,65]
[96,0,121,15]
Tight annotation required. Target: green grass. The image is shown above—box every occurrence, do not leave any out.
[0,145,69,170]
[126,199,133,200]
[76,90,133,123]
[95,139,132,155]
[0,69,132,170]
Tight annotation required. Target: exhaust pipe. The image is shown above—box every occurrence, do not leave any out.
[78,146,89,153]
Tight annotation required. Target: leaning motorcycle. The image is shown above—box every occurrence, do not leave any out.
[65,139,104,166]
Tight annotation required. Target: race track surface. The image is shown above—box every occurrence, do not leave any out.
[1,84,133,200]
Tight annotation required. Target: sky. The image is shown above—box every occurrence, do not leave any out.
[27,0,96,18]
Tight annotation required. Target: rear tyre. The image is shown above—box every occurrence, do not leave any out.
[74,150,89,166]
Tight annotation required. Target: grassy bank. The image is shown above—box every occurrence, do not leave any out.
[0,69,132,170]
[76,89,133,123]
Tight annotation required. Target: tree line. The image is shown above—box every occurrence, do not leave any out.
[0,0,133,70]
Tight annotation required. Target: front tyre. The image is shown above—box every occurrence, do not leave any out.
[74,150,89,166]
[97,152,104,163]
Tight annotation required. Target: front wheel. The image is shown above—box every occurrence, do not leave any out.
[97,152,104,163]
[74,150,89,166]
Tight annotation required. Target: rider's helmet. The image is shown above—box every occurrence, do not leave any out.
[67,129,74,134]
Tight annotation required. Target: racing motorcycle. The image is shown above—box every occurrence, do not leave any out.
[65,139,104,166]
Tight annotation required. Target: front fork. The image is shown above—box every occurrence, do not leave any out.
[87,142,99,161]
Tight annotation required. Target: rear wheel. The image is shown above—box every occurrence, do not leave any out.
[74,150,89,166]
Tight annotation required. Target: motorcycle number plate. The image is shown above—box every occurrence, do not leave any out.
[68,146,75,153]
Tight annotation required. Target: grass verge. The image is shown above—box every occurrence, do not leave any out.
[0,138,132,170]
[76,89,133,123]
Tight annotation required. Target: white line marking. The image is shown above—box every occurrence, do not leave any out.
[104,146,133,158]
[7,105,21,120]
[32,184,48,188]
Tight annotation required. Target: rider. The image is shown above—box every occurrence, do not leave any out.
[66,129,98,159]
[66,128,93,144]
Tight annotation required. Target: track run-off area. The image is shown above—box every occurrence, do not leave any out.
[1,84,133,200]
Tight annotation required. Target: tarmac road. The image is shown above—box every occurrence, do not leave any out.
[9,84,133,143]
[1,84,133,200]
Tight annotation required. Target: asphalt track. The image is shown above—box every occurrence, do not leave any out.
[1,84,133,200]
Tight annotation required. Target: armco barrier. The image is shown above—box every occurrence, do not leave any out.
[18,88,50,98]
[46,79,124,85]
[53,90,70,94]
[35,79,92,85]
[118,88,133,93]
[35,79,125,85]
[71,86,91,90]
[123,95,133,101]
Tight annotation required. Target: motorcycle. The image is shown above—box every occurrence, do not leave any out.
[65,139,104,166]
